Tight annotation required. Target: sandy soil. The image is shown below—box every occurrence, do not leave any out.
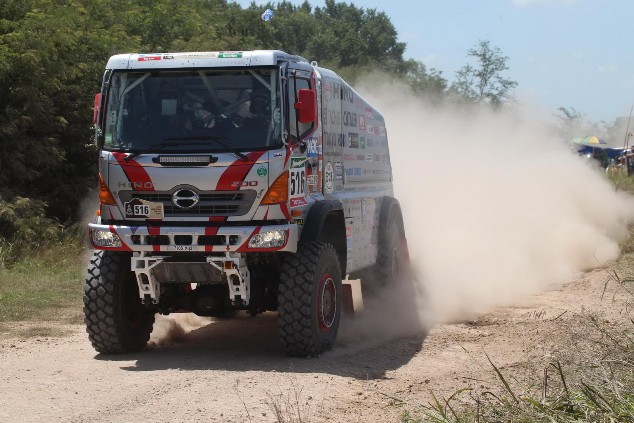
[0,268,631,423]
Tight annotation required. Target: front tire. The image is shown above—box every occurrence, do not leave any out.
[83,251,155,354]
[278,242,342,357]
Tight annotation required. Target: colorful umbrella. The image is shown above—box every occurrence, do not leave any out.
[582,136,607,145]
[571,136,608,148]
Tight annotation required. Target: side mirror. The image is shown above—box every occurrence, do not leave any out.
[93,93,101,125]
[294,89,316,124]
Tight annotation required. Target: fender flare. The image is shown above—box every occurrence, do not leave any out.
[300,200,346,274]
[300,200,344,243]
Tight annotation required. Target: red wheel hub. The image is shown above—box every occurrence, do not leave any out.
[317,273,336,333]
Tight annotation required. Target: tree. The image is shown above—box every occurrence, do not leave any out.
[401,59,447,102]
[452,40,517,107]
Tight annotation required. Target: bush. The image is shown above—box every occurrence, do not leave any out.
[0,197,67,266]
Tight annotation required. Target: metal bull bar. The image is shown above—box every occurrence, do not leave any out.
[131,252,251,306]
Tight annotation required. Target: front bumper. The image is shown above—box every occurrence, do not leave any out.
[88,223,298,253]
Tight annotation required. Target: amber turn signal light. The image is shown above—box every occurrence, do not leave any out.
[261,171,288,205]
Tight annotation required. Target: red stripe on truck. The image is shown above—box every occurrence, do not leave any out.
[112,152,155,191]
[215,151,267,191]
[204,226,219,252]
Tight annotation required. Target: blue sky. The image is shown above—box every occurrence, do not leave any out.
[232,0,634,123]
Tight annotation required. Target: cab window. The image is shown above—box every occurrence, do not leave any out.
[288,76,313,142]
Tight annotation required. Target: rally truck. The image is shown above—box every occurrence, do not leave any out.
[85,50,408,357]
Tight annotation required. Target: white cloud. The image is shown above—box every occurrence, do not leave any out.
[597,64,620,74]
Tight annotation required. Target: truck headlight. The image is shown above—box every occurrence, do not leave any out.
[248,229,286,249]
[91,229,123,248]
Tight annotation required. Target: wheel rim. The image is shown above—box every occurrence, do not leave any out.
[317,273,337,333]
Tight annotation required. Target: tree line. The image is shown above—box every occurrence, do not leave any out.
[0,0,516,254]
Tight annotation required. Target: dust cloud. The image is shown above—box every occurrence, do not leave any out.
[359,77,634,324]
[148,314,212,347]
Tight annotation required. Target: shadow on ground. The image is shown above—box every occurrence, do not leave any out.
[96,274,429,380]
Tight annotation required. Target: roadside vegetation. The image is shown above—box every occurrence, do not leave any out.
[0,221,85,335]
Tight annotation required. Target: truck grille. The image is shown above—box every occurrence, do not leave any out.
[119,190,257,217]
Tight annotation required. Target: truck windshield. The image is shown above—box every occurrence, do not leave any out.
[102,68,282,153]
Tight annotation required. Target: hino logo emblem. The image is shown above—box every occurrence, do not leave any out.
[172,189,199,209]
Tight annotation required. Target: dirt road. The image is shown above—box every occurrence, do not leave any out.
[1,268,631,423]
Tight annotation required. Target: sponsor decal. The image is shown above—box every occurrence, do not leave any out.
[257,166,267,177]
[327,109,341,126]
[124,198,164,219]
[346,226,353,238]
[307,174,318,185]
[334,162,343,181]
[290,198,308,207]
[289,157,307,207]
[342,111,357,128]
[365,107,374,120]
[324,162,334,194]
[218,52,243,58]
[358,114,366,131]
[324,131,345,147]
[348,132,359,149]
[332,81,354,103]
[294,218,304,227]
[360,137,366,149]
[162,54,174,60]
[305,137,319,158]
[137,55,162,62]
[366,153,374,162]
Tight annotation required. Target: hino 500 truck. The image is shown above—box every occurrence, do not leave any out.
[86,50,408,357]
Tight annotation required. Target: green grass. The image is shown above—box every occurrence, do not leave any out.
[0,242,85,327]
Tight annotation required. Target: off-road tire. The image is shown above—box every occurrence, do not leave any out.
[83,251,155,354]
[278,242,342,357]
[363,210,405,295]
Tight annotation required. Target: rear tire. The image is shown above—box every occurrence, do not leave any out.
[83,251,155,354]
[363,209,405,294]
[278,242,342,357]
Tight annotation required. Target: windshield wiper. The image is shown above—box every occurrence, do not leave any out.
[123,140,213,162]
[163,136,249,162]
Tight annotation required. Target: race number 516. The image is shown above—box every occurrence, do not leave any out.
[134,205,150,216]
[290,169,305,196]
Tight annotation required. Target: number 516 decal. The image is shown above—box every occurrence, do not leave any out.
[289,157,308,208]
[124,198,164,219]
